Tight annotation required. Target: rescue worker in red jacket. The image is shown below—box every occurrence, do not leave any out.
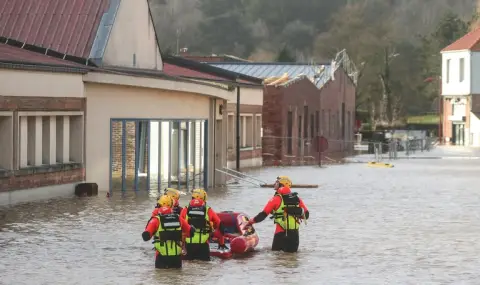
[248,176,309,252]
[142,195,195,269]
[150,188,182,217]
[180,188,227,261]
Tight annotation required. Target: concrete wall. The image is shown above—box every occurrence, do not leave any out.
[103,0,162,70]
[470,52,480,94]
[84,82,215,190]
[0,69,84,97]
[442,51,471,96]
[0,69,85,202]
[470,111,480,146]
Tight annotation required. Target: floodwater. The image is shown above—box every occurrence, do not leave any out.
[1,147,480,284]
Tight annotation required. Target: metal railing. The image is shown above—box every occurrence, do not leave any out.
[215,167,267,186]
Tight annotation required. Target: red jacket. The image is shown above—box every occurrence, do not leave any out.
[180,203,224,244]
[257,194,309,234]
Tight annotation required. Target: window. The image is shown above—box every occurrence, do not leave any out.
[287,111,293,155]
[255,115,261,147]
[0,113,13,170]
[321,109,325,135]
[298,115,302,149]
[245,116,253,148]
[460,58,465,82]
[315,111,319,136]
[310,114,314,139]
[446,59,450,83]
[327,110,331,136]
[304,105,308,138]
[341,103,345,139]
[227,114,234,149]
[18,113,84,169]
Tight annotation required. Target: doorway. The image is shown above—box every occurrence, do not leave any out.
[452,123,465,145]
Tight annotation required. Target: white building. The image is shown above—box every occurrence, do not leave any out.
[441,28,480,146]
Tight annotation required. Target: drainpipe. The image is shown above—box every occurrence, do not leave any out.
[236,84,241,171]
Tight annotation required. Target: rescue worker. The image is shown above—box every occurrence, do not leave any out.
[248,176,309,253]
[150,188,181,218]
[180,189,227,261]
[142,195,195,269]
[164,188,182,215]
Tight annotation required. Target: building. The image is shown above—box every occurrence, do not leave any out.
[0,0,259,205]
[441,27,480,146]
[209,51,357,165]
[166,56,265,169]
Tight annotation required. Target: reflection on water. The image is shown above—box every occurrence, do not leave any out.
[2,158,480,284]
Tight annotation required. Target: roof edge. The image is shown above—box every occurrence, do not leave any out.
[0,36,98,67]
[97,64,232,91]
[0,60,90,74]
[147,0,164,58]
[210,61,331,66]
[163,55,263,84]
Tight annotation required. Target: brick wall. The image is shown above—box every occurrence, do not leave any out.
[0,96,85,110]
[111,121,148,178]
[226,103,263,163]
[0,96,85,192]
[0,165,84,192]
[442,98,453,141]
[262,68,356,166]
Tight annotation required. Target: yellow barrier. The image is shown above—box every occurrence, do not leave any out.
[367,161,394,168]
[260,184,319,188]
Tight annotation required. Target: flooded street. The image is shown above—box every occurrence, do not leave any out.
[2,150,480,284]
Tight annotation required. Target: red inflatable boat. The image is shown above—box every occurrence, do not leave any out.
[208,211,259,259]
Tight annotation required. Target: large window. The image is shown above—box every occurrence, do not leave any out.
[110,119,206,192]
[18,112,84,168]
[287,111,293,155]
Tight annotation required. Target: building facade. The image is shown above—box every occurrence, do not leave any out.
[0,0,256,205]
[210,61,357,165]
[441,28,480,146]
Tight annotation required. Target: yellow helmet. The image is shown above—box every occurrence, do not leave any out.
[164,188,180,201]
[157,195,174,208]
[276,176,292,188]
[191,188,207,202]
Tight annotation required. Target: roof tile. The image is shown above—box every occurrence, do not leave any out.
[0,42,88,67]
[0,0,109,58]
[442,27,480,52]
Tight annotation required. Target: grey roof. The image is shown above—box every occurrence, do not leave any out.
[209,62,332,88]
[89,0,121,64]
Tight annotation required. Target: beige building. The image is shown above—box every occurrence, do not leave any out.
[0,0,261,205]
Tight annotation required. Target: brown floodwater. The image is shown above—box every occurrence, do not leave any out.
[1,149,480,284]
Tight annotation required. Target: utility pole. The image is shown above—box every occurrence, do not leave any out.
[235,85,241,171]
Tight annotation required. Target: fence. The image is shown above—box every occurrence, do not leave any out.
[261,135,438,166]
[261,135,358,166]
[349,137,438,163]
